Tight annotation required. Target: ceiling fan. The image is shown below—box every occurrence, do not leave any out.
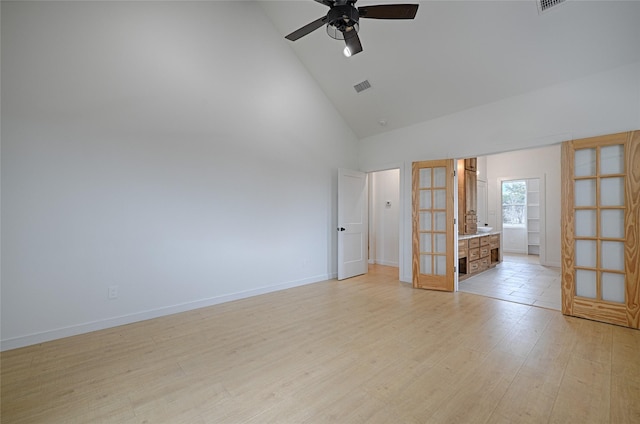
[285,0,419,57]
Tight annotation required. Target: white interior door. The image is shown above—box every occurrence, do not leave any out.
[338,168,368,280]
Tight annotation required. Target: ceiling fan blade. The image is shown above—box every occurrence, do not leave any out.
[345,33,363,56]
[313,0,335,6]
[285,16,327,41]
[358,4,419,19]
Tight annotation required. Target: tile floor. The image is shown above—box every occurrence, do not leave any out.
[458,253,562,311]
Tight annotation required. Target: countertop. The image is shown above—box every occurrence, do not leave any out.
[458,231,501,240]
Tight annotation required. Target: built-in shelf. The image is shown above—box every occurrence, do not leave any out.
[527,180,540,256]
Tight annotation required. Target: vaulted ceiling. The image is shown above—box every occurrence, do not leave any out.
[260,0,640,138]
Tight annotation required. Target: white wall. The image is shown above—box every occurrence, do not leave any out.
[0,1,359,349]
[369,169,399,267]
[502,226,528,254]
[359,62,640,281]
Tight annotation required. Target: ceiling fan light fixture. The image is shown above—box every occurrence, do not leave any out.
[326,5,360,40]
[327,22,359,40]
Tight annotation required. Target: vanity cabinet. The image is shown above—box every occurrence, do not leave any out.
[458,233,501,280]
[458,239,468,258]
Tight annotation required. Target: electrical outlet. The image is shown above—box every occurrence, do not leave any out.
[108,285,119,300]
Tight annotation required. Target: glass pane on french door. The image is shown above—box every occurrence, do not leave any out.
[418,167,447,276]
[572,143,626,303]
[413,159,454,292]
[563,131,640,329]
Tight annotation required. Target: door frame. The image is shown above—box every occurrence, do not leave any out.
[360,163,407,282]
[368,168,402,268]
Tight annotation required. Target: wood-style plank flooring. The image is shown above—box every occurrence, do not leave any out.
[2,265,639,423]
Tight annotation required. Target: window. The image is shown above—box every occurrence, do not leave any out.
[502,180,527,226]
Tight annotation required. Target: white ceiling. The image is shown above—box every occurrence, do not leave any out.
[260,0,640,138]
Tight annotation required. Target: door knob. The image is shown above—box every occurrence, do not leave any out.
[338,227,346,231]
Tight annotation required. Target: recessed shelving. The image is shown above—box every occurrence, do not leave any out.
[527,179,540,256]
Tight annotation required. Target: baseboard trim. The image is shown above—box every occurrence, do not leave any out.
[1,273,336,351]
[503,250,528,255]
[374,260,399,267]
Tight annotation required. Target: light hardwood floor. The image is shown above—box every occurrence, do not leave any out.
[459,254,562,311]
[2,265,639,423]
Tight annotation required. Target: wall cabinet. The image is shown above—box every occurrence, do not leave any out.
[458,158,478,234]
[458,233,500,280]
[464,157,477,172]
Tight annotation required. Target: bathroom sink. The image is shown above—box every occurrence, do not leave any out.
[477,226,493,233]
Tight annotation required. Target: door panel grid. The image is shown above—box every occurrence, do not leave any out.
[412,160,454,291]
[572,144,625,303]
[561,131,640,328]
[418,168,447,276]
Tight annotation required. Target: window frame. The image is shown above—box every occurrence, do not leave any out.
[501,180,528,228]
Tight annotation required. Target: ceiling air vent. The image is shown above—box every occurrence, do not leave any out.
[537,0,567,14]
[354,80,371,93]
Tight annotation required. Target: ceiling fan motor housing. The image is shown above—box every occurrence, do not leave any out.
[326,5,360,40]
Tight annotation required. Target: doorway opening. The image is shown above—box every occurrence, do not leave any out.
[457,145,561,310]
[368,168,400,280]
[500,178,541,259]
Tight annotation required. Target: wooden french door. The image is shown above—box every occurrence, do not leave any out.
[561,130,640,328]
[412,159,455,291]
